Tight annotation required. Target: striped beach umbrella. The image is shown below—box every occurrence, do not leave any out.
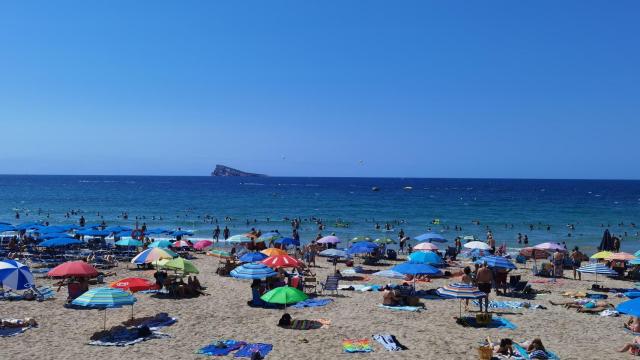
[475,255,516,270]
[437,283,487,317]
[226,235,254,244]
[261,254,301,269]
[230,263,277,280]
[131,248,177,264]
[413,242,439,251]
[72,287,137,330]
[577,262,618,282]
[0,260,34,290]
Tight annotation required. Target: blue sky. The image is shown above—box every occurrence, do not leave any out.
[1,1,638,178]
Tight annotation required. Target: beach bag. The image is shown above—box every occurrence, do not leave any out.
[477,345,492,360]
[476,313,492,326]
[278,313,292,327]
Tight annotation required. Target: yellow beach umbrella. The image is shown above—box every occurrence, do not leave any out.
[590,251,613,259]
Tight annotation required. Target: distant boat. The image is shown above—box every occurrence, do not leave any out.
[403,186,413,190]
[371,187,380,192]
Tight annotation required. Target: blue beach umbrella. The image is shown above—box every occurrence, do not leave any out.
[239,252,269,263]
[15,222,41,231]
[148,240,173,248]
[146,227,170,235]
[391,262,442,276]
[72,287,137,330]
[347,243,377,255]
[0,224,16,232]
[115,238,143,247]
[259,232,282,242]
[0,260,34,290]
[414,232,447,243]
[226,235,254,244]
[617,298,640,317]
[104,225,133,233]
[171,230,194,237]
[230,263,277,280]
[275,237,299,247]
[475,255,517,270]
[39,238,83,247]
[372,269,406,279]
[319,249,349,258]
[76,229,111,237]
[37,226,71,234]
[437,283,487,317]
[408,251,445,266]
[37,233,74,240]
[630,258,640,266]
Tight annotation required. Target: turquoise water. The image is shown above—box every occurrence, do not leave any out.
[1,175,639,253]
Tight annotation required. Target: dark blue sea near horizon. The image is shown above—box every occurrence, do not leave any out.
[1,175,639,253]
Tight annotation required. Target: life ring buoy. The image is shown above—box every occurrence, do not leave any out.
[131,229,143,239]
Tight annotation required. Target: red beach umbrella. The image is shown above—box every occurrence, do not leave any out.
[110,277,159,293]
[48,261,99,278]
[261,254,301,269]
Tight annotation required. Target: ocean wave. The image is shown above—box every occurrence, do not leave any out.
[240,182,264,186]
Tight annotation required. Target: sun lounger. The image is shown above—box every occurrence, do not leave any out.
[343,338,373,353]
[197,340,246,356]
[372,333,407,351]
[234,343,273,358]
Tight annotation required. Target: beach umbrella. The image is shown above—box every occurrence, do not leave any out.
[148,240,173,248]
[226,235,254,244]
[230,263,277,280]
[533,242,566,252]
[48,261,99,278]
[261,248,287,257]
[408,251,445,266]
[258,232,282,242]
[0,224,16,232]
[577,262,618,282]
[37,226,72,234]
[414,232,447,243]
[15,222,41,231]
[239,252,269,263]
[76,229,111,237]
[630,259,640,266]
[172,240,193,248]
[72,287,137,329]
[39,238,83,247]
[260,286,308,307]
[346,243,377,255]
[131,248,177,264]
[207,249,232,259]
[519,247,550,259]
[193,240,214,251]
[37,233,73,240]
[372,269,406,279]
[590,251,613,259]
[617,298,640,317]
[391,262,442,276]
[146,227,170,235]
[606,252,636,261]
[274,237,299,247]
[319,249,349,258]
[462,235,477,241]
[598,229,614,251]
[163,257,199,274]
[475,255,516,270]
[110,277,158,292]
[152,259,170,268]
[351,236,371,243]
[317,236,340,244]
[460,249,490,259]
[414,242,439,251]
[373,238,396,244]
[0,260,34,290]
[262,254,301,269]
[463,241,491,250]
[437,283,486,318]
[104,225,133,233]
[115,238,143,247]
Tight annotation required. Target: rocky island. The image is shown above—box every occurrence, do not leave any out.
[211,165,266,177]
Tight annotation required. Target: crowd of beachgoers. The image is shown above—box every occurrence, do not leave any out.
[1,216,640,359]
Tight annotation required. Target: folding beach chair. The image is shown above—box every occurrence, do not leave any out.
[320,275,340,295]
[303,275,318,295]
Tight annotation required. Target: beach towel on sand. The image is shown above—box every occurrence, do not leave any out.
[234,343,273,358]
[343,338,373,353]
[88,329,170,346]
[472,300,544,310]
[378,304,422,312]
[372,333,407,351]
[291,298,333,308]
[197,340,246,356]
[459,316,517,329]
[513,343,560,360]
[0,327,29,337]
[134,313,177,331]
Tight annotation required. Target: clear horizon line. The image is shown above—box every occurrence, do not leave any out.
[0,173,638,181]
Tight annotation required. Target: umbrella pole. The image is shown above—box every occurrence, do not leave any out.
[103,309,107,331]
[131,304,134,320]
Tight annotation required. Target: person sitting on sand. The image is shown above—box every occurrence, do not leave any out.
[618,336,640,355]
[626,317,640,333]
[494,338,514,356]
[382,285,401,306]
[524,338,549,359]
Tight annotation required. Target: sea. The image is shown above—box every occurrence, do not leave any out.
[1,175,639,253]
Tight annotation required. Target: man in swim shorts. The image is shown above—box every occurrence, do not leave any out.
[476,261,493,312]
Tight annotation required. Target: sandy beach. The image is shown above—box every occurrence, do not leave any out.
[1,251,635,360]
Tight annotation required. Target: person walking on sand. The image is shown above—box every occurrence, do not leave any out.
[570,247,584,280]
[476,262,493,312]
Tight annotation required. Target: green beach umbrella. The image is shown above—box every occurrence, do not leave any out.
[352,236,372,243]
[374,238,396,244]
[163,257,199,274]
[260,286,308,307]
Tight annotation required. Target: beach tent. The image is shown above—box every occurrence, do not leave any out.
[231,263,277,280]
[0,260,34,290]
[414,232,447,243]
[72,287,137,329]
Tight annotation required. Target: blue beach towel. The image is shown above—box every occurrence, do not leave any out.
[0,327,27,337]
[234,343,273,358]
[461,316,517,329]
[88,329,170,347]
[513,343,560,360]
[378,304,422,312]
[472,300,543,310]
[291,298,334,308]
[198,340,246,356]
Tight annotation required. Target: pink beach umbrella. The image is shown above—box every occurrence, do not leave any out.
[533,242,566,252]
[413,242,439,251]
[606,252,636,261]
[194,240,214,251]
[519,247,550,260]
[317,236,340,244]
[172,240,193,248]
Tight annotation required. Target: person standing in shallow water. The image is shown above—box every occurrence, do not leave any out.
[223,226,230,241]
[213,225,220,242]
